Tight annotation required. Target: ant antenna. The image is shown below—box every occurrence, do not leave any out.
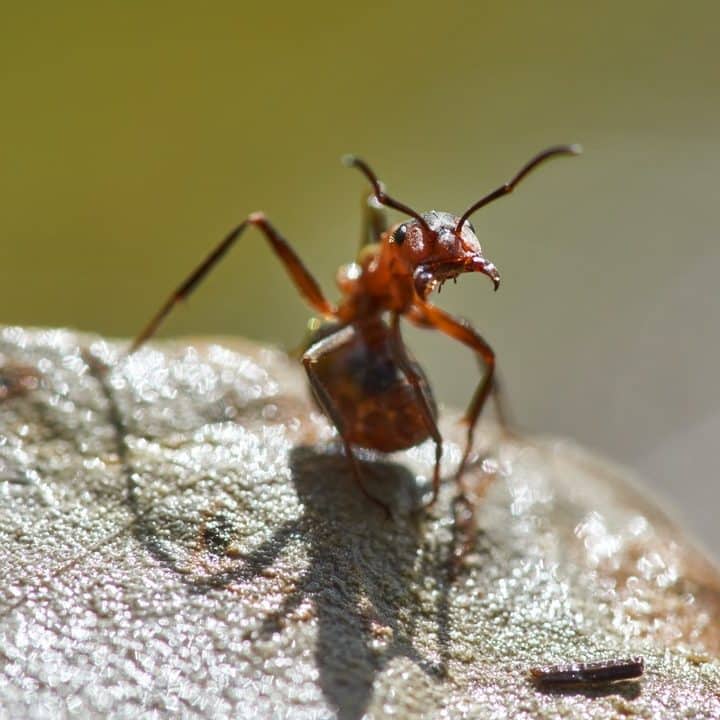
[343,155,431,231]
[455,144,582,233]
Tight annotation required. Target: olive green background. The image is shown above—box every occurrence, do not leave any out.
[1,3,718,550]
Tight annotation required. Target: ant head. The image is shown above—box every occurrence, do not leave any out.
[343,155,501,299]
[388,211,500,299]
[344,145,580,300]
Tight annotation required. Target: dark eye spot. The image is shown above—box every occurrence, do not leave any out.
[392,224,407,245]
[468,221,476,233]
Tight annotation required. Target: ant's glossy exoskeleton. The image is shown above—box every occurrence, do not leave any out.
[131,145,580,514]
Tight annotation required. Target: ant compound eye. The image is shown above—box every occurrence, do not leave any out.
[392,224,407,245]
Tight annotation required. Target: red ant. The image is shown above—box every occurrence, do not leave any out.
[131,145,580,513]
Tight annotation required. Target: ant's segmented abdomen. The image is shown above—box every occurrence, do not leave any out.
[303,318,437,453]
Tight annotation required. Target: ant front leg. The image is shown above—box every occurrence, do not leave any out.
[408,302,506,572]
[131,212,336,352]
[301,326,391,517]
[358,192,388,250]
[485,372,516,437]
[408,302,500,480]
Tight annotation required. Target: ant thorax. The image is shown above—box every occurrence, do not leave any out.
[335,244,416,319]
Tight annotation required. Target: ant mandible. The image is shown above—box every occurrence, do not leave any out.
[130,144,580,513]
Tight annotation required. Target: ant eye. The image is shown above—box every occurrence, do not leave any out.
[467,221,476,233]
[392,224,407,245]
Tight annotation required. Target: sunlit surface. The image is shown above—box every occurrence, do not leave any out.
[0,328,717,717]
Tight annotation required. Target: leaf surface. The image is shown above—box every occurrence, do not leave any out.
[1,327,718,719]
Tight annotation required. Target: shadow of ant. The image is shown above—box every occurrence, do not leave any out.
[89,349,647,718]
[129,444,460,720]
[86,342,466,720]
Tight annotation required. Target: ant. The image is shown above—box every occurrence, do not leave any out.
[130,145,580,514]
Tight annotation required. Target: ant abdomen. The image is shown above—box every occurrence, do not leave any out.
[303,318,436,453]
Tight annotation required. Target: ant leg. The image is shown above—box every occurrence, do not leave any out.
[131,212,336,353]
[359,192,388,249]
[302,326,391,517]
[388,314,443,508]
[408,302,496,481]
[489,374,510,427]
[488,372,519,443]
[410,307,511,433]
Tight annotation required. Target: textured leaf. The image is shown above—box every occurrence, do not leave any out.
[0,327,718,719]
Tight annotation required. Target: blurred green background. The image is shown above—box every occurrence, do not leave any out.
[1,3,718,551]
